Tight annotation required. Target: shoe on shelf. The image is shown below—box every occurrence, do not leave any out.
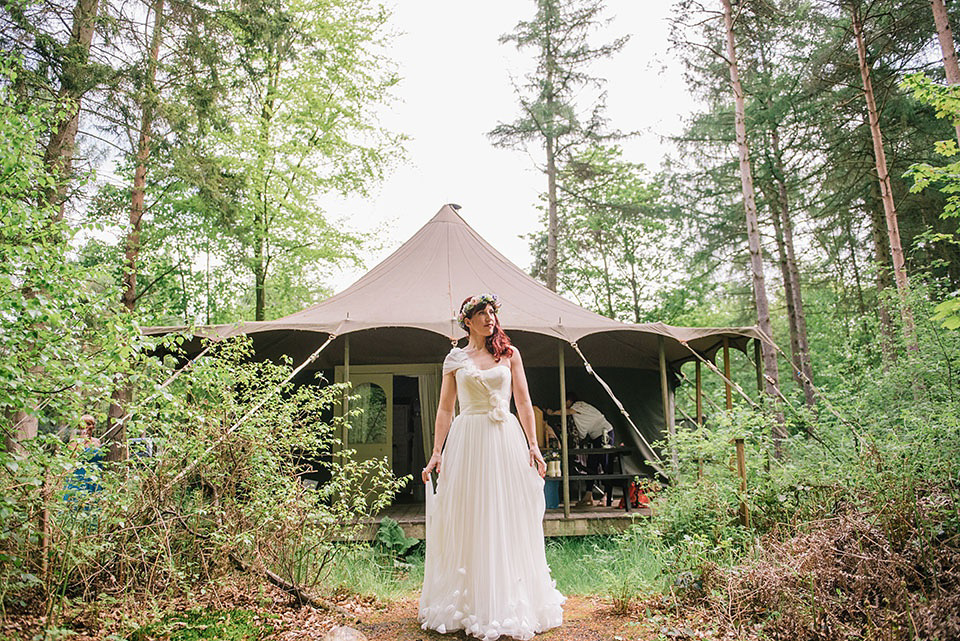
[575,491,594,508]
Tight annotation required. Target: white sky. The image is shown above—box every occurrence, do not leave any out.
[323,0,693,292]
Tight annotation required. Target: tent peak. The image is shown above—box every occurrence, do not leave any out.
[432,203,465,223]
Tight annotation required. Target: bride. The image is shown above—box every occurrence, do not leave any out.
[419,293,565,641]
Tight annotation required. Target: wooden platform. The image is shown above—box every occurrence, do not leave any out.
[362,501,652,540]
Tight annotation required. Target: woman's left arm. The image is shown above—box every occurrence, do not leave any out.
[511,346,545,477]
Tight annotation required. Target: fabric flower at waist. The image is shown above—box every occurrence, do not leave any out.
[489,393,510,423]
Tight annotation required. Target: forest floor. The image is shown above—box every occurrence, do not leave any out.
[1,577,733,641]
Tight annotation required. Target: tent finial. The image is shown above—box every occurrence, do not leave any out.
[448,203,461,211]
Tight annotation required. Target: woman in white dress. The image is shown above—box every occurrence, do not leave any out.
[419,293,565,641]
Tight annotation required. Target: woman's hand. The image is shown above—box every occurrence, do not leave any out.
[529,445,546,478]
[422,451,442,483]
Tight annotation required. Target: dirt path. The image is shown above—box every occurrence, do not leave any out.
[2,582,707,641]
[353,594,666,641]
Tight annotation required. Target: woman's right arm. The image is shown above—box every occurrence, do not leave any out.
[422,370,457,483]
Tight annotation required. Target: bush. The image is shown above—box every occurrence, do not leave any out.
[0,336,407,621]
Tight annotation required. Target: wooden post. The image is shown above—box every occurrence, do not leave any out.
[734,437,750,528]
[722,337,733,410]
[754,338,763,397]
[559,343,570,518]
[342,335,350,459]
[659,336,678,480]
[696,360,703,480]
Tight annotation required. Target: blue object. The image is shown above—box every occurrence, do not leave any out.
[544,478,560,509]
[65,447,104,496]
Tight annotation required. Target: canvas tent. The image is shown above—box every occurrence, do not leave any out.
[150,204,766,500]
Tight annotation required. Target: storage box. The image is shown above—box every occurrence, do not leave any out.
[544,478,560,509]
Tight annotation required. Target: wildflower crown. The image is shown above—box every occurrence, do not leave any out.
[458,293,501,331]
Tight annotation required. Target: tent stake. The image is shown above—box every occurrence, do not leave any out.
[559,343,570,518]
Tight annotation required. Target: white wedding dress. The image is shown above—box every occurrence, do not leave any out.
[419,347,565,641]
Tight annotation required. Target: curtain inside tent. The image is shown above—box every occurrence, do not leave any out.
[418,367,441,463]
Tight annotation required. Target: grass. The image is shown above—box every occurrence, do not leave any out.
[320,532,665,605]
[322,542,425,601]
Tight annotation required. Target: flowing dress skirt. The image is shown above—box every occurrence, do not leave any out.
[419,410,565,641]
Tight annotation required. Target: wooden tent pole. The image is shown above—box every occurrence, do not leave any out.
[342,335,350,461]
[559,342,570,518]
[722,337,733,410]
[754,338,763,396]
[734,437,750,528]
[659,336,678,479]
[696,360,703,480]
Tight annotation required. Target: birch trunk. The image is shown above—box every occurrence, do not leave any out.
[851,2,918,347]
[721,0,786,449]
[931,0,960,144]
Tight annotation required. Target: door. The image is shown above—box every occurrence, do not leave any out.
[342,373,393,466]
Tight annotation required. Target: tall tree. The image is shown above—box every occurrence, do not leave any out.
[850,0,918,347]
[930,0,960,144]
[490,0,627,291]
[210,0,401,320]
[720,0,785,448]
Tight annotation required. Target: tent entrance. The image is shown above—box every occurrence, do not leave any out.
[335,363,442,505]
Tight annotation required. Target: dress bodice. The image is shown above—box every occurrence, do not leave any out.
[443,348,513,422]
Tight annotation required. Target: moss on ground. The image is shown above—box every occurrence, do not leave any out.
[129,608,274,641]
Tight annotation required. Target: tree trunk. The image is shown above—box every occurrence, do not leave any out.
[869,184,898,364]
[770,128,815,408]
[545,133,559,292]
[43,0,101,217]
[851,2,918,347]
[106,0,165,462]
[544,32,558,293]
[721,0,785,450]
[253,59,279,322]
[931,0,960,144]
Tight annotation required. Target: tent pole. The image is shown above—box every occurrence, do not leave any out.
[696,360,703,480]
[722,337,733,410]
[559,342,570,518]
[659,336,678,479]
[342,335,350,463]
[754,338,763,397]
[676,341,759,410]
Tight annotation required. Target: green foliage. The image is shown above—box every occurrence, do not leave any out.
[529,145,685,322]
[0,54,143,428]
[130,608,275,641]
[374,517,419,559]
[0,335,407,621]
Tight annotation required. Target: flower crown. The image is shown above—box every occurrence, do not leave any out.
[457,293,501,331]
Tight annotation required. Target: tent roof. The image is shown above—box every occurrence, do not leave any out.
[147,204,766,367]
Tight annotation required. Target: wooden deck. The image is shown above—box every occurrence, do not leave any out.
[362,501,652,539]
